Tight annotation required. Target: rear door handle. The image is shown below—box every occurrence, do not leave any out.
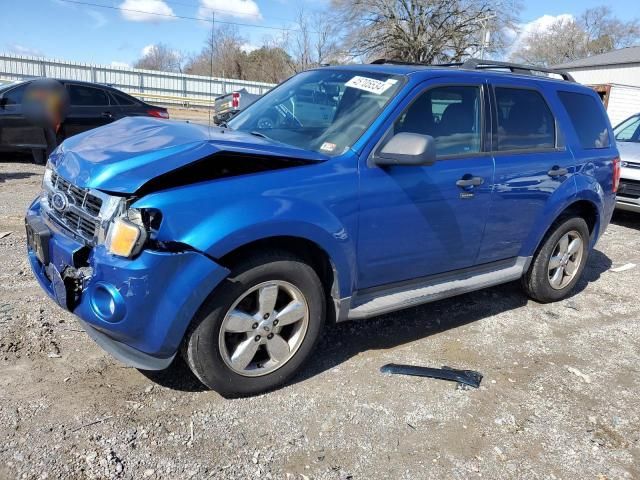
[101,111,113,119]
[456,176,484,188]
[548,166,568,177]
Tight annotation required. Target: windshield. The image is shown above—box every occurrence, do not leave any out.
[614,114,640,143]
[227,69,404,155]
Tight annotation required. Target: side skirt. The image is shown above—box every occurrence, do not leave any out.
[342,256,531,321]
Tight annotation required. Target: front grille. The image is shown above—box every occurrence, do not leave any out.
[44,172,104,244]
[618,179,640,199]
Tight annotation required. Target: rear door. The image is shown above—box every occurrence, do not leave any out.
[357,78,495,289]
[63,83,115,137]
[477,82,576,263]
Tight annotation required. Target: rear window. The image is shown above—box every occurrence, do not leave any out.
[495,87,556,151]
[68,84,109,106]
[558,91,610,149]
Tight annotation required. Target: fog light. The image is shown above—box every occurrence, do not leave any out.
[90,282,125,323]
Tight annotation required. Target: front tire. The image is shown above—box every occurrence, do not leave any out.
[522,217,590,303]
[183,251,325,397]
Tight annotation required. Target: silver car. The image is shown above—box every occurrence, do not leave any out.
[614,114,640,213]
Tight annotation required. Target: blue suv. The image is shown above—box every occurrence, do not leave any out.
[25,60,619,396]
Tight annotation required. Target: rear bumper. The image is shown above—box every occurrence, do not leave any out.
[616,197,640,213]
[616,171,640,213]
[26,199,230,369]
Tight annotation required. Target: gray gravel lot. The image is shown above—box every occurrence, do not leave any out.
[1,157,639,480]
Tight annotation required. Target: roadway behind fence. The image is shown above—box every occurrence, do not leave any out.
[0,54,275,107]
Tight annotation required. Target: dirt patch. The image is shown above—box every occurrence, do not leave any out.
[1,158,639,479]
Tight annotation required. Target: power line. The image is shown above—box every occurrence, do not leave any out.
[56,0,306,33]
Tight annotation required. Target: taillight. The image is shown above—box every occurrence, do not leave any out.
[147,109,169,119]
[231,92,240,109]
[613,157,621,193]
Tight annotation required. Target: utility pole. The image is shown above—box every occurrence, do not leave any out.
[479,13,496,60]
[208,11,215,126]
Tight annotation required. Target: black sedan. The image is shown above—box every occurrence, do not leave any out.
[0,79,169,163]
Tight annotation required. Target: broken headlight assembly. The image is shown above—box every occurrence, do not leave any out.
[105,207,162,258]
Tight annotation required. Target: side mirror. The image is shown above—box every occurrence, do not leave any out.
[373,132,436,167]
[0,95,6,109]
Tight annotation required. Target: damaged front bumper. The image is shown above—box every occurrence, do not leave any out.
[26,200,230,370]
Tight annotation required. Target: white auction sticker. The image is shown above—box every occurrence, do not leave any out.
[345,76,396,95]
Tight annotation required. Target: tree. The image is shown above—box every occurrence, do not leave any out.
[244,46,294,83]
[511,6,640,66]
[185,24,248,79]
[330,0,520,64]
[134,43,185,72]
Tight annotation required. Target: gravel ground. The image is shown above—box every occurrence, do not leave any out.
[1,157,639,480]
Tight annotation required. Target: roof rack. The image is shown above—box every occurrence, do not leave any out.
[370,58,575,82]
[460,59,575,82]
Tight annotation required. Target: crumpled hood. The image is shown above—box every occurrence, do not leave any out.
[49,117,327,194]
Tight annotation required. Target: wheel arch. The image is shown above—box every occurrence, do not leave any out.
[216,235,350,324]
[527,198,601,260]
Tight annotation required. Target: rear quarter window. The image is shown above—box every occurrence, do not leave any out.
[112,91,138,106]
[558,91,610,149]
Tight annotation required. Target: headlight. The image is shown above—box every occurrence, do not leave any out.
[105,209,148,258]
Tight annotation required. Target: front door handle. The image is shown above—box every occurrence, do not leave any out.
[101,111,113,119]
[456,176,484,188]
[548,166,568,177]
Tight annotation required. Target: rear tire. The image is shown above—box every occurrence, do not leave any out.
[31,148,46,165]
[182,250,325,397]
[522,217,590,303]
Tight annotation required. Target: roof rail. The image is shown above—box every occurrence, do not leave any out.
[460,59,575,82]
[370,58,575,82]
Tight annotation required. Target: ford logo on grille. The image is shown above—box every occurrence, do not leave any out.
[51,192,69,213]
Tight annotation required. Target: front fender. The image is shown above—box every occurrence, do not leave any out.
[190,198,356,297]
[132,161,359,299]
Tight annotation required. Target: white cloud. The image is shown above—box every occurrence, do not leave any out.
[198,0,262,20]
[119,0,175,22]
[507,14,574,58]
[142,44,156,56]
[241,42,259,53]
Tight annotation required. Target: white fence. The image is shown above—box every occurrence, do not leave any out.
[0,54,275,107]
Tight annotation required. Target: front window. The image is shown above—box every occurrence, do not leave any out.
[227,69,404,155]
[614,115,640,143]
[392,85,482,157]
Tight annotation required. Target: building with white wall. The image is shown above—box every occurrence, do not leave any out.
[556,46,640,126]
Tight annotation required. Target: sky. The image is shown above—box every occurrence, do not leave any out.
[0,0,637,67]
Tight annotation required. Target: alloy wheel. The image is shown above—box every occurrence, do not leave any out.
[547,230,584,290]
[218,280,310,377]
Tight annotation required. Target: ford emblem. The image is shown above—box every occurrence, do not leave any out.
[51,192,69,213]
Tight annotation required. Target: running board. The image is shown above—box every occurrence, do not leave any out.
[347,257,531,320]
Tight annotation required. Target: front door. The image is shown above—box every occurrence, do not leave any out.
[357,80,495,289]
